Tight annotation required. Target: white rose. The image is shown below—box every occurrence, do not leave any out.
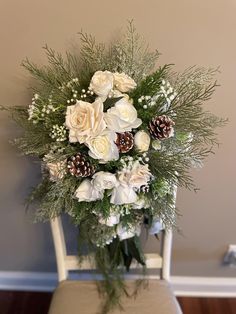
[110,184,137,205]
[116,168,131,186]
[65,99,106,144]
[113,72,137,93]
[75,179,103,202]
[99,212,120,227]
[105,97,142,133]
[134,131,150,152]
[117,223,141,241]
[46,160,66,182]
[110,89,123,98]
[89,71,114,100]
[92,171,117,190]
[86,131,119,163]
[117,161,152,190]
[129,161,152,189]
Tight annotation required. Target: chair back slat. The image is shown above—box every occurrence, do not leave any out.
[50,187,177,282]
[161,185,177,281]
[161,230,173,281]
[65,255,96,270]
[50,217,68,281]
[63,253,162,272]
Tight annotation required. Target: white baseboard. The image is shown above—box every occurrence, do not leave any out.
[0,271,57,292]
[171,276,236,298]
[0,271,236,297]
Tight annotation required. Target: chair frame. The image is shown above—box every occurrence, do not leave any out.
[50,188,176,283]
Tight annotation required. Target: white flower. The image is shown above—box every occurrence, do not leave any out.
[118,160,152,189]
[128,161,152,188]
[86,131,119,163]
[149,219,164,235]
[99,212,120,227]
[110,89,123,98]
[117,223,141,241]
[45,160,66,182]
[134,131,150,152]
[132,197,150,209]
[110,184,137,205]
[75,179,103,202]
[113,72,137,93]
[110,161,152,206]
[89,71,114,100]
[105,97,142,133]
[65,99,106,144]
[92,171,117,190]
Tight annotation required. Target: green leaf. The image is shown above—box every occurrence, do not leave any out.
[103,96,123,110]
[120,237,145,271]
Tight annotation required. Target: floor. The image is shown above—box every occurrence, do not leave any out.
[0,291,236,314]
[0,291,51,314]
[177,297,236,314]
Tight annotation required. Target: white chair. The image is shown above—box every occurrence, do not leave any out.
[48,197,182,313]
[48,218,182,314]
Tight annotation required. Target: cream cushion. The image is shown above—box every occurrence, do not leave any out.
[48,280,182,314]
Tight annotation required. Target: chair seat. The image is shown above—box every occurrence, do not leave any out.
[48,279,182,314]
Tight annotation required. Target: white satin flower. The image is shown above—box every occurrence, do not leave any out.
[92,171,117,190]
[65,99,106,143]
[113,72,137,93]
[110,184,137,205]
[118,160,152,190]
[128,161,152,189]
[105,97,142,133]
[89,71,114,100]
[132,197,150,209]
[117,223,141,241]
[99,212,120,227]
[86,131,119,163]
[75,179,103,202]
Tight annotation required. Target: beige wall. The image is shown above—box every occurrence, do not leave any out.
[0,0,235,276]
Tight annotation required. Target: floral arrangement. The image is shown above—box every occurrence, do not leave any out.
[1,23,226,313]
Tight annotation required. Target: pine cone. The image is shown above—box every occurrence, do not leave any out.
[115,132,134,153]
[67,152,95,178]
[148,115,175,140]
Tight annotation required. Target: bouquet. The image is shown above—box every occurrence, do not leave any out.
[1,22,226,312]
